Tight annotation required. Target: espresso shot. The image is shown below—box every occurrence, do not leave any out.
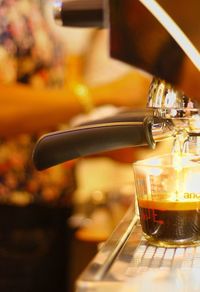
[138,199,200,247]
[133,154,200,247]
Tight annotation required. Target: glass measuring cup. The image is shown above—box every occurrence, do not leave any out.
[133,154,200,247]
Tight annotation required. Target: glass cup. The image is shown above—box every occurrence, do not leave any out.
[133,154,200,247]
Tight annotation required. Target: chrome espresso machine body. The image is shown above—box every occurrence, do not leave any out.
[33,1,200,291]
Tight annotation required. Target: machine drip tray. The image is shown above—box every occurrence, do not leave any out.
[76,206,200,291]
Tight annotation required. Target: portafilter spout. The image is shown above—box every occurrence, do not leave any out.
[147,77,200,154]
[148,77,200,133]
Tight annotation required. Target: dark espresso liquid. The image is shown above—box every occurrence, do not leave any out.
[138,199,200,246]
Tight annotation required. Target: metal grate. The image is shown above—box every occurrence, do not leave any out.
[77,210,200,291]
[126,239,200,277]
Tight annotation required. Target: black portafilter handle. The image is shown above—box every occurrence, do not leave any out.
[32,115,155,171]
[55,0,104,28]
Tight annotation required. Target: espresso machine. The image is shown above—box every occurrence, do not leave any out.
[33,1,200,290]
